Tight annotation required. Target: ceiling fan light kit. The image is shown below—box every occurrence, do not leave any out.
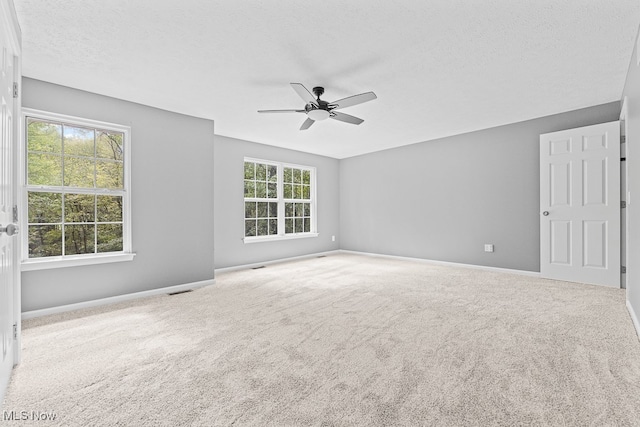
[258,83,377,130]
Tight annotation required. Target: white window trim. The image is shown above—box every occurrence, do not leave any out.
[20,108,134,270]
[243,157,318,243]
[21,253,136,271]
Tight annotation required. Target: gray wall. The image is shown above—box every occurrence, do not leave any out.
[340,102,620,272]
[214,135,339,269]
[622,24,640,326]
[22,78,215,312]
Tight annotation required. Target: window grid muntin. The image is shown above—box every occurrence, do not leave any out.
[24,112,128,260]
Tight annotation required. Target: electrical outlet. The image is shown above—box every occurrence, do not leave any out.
[484,244,494,253]
[331,235,335,242]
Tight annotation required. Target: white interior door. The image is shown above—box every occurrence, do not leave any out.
[0,2,19,401]
[540,121,621,288]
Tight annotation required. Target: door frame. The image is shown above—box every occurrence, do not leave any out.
[620,97,629,290]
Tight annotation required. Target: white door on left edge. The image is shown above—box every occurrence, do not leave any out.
[0,7,17,399]
[540,121,620,288]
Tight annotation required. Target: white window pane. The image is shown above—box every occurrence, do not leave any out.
[64,156,95,187]
[64,194,95,223]
[97,195,123,222]
[284,167,292,183]
[96,131,123,161]
[27,119,61,153]
[97,224,123,252]
[257,202,268,218]
[96,160,123,189]
[245,220,257,237]
[269,219,278,235]
[28,153,62,186]
[256,163,267,181]
[257,219,268,236]
[256,182,267,198]
[245,202,256,219]
[244,162,255,180]
[268,165,277,182]
[28,225,62,258]
[64,224,95,255]
[28,192,62,223]
[63,126,95,157]
[244,180,255,198]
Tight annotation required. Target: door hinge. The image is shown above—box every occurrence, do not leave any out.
[12,323,17,340]
[12,82,18,98]
[621,201,627,208]
[12,205,18,222]
[622,266,627,274]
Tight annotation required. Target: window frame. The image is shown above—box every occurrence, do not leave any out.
[20,108,134,270]
[243,157,318,243]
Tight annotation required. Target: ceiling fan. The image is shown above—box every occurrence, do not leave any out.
[258,83,377,130]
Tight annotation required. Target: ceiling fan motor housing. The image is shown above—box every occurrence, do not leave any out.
[306,89,333,121]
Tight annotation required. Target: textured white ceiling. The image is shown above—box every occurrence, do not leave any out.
[14,0,640,159]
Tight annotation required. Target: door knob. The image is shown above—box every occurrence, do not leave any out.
[0,224,19,236]
[542,211,549,216]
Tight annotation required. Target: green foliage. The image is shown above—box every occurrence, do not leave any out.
[245,202,256,219]
[65,225,95,255]
[283,202,310,235]
[26,118,126,258]
[97,195,123,222]
[28,225,62,258]
[244,163,312,238]
[97,224,123,252]
[28,153,62,186]
[245,220,256,237]
[63,126,94,157]
[27,120,61,153]
[96,160,123,189]
[96,131,123,161]
[244,180,255,198]
[268,165,277,182]
[28,192,62,223]
[244,162,255,180]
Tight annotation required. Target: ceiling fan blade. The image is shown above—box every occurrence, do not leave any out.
[331,92,377,110]
[258,109,305,113]
[291,83,318,106]
[300,117,315,130]
[330,111,364,125]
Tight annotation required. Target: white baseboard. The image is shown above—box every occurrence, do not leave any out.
[22,279,215,320]
[627,300,640,340]
[338,250,542,277]
[215,250,341,274]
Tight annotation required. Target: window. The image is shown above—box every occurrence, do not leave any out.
[22,109,133,269]
[244,158,316,242]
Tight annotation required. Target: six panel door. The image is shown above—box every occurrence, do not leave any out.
[540,121,620,288]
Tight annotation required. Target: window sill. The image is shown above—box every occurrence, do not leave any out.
[243,233,319,244]
[21,253,136,271]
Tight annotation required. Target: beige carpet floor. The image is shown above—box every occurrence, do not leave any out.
[3,253,640,426]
